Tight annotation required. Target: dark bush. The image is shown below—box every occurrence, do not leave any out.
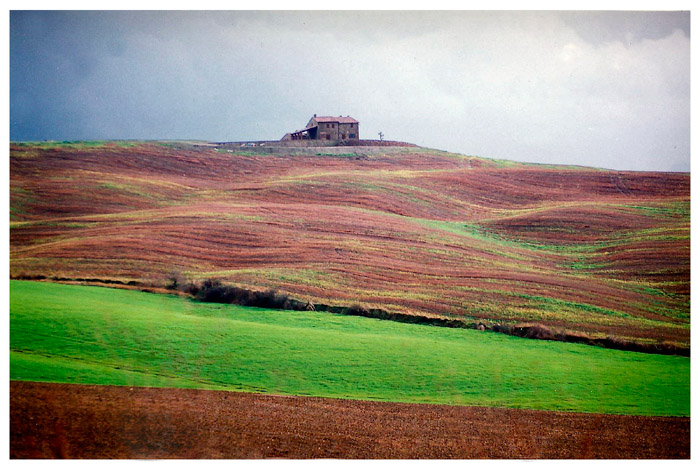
[165,271,186,291]
[183,281,200,296]
[191,278,307,311]
[12,274,47,281]
[512,324,556,340]
[346,304,370,317]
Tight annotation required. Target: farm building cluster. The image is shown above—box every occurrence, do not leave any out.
[282,115,359,142]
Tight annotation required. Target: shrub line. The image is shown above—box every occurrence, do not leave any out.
[12,275,689,357]
[184,278,689,357]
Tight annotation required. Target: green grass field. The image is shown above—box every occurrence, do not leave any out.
[10,280,689,416]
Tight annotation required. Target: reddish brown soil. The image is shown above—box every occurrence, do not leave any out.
[10,143,690,346]
[10,381,689,459]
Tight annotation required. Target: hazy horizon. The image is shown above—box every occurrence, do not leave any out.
[10,10,690,171]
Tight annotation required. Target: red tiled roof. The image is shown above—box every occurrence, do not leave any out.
[311,116,359,124]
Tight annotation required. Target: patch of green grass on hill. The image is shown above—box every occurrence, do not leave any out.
[622,201,690,219]
[9,186,37,220]
[10,280,689,416]
[314,152,360,157]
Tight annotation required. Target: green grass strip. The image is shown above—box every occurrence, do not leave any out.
[10,280,689,416]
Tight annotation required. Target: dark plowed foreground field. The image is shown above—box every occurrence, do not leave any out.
[10,141,690,348]
[10,381,690,459]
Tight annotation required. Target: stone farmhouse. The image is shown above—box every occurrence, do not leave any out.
[283,115,359,142]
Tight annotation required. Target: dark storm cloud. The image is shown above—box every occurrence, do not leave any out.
[10,10,690,171]
[561,11,689,45]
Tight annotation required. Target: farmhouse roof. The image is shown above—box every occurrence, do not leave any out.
[310,115,359,124]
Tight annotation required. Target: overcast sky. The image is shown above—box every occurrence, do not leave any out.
[10,10,690,171]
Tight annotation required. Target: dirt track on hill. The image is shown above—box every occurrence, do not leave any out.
[10,381,689,459]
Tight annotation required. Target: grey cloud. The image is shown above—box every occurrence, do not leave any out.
[561,11,690,45]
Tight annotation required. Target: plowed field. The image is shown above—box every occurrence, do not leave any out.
[10,141,690,348]
[10,381,689,459]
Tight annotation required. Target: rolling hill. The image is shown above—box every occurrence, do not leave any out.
[10,141,690,350]
[10,280,690,416]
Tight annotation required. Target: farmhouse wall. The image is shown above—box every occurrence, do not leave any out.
[339,122,359,141]
[314,120,340,141]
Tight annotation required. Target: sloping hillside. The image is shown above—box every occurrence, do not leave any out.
[10,141,690,348]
